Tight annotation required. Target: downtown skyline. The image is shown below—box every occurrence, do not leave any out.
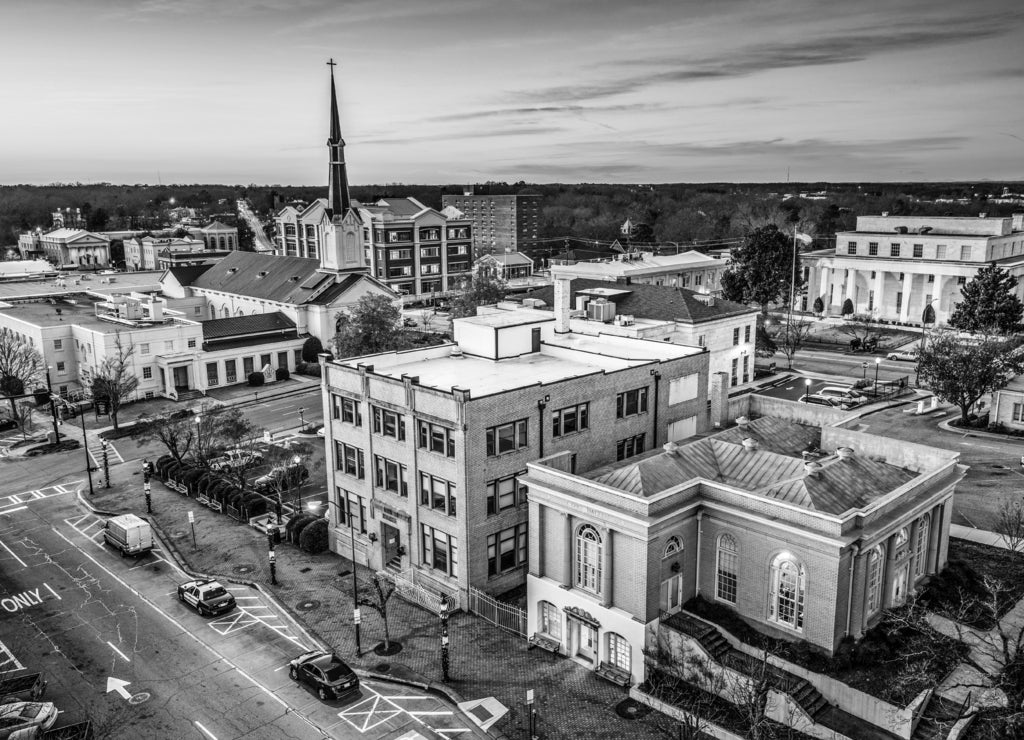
[2,0,1023,186]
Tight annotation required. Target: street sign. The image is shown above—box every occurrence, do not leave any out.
[268,551,276,563]
[526,689,534,704]
[353,608,361,624]
[187,511,194,524]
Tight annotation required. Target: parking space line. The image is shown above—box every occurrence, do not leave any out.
[0,539,27,567]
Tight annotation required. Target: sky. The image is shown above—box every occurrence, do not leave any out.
[2,0,1023,185]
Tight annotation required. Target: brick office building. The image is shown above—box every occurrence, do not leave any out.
[320,281,709,607]
[441,191,541,256]
[523,413,964,684]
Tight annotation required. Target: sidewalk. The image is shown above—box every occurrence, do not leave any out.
[81,473,672,740]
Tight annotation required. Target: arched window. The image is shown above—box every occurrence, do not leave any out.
[716,534,738,604]
[894,528,909,547]
[769,554,805,630]
[606,632,630,672]
[914,515,930,577]
[867,544,884,614]
[538,600,561,641]
[663,536,682,558]
[575,525,602,593]
[222,306,230,318]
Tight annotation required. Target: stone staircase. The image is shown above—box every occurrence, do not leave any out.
[176,389,204,402]
[910,694,965,740]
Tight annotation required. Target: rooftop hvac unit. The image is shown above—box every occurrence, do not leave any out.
[616,314,635,326]
[587,298,616,322]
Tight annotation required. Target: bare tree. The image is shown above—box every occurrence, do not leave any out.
[0,328,43,418]
[643,638,729,740]
[358,574,397,652]
[133,412,197,464]
[765,319,815,370]
[91,333,139,430]
[837,314,879,351]
[995,497,1024,556]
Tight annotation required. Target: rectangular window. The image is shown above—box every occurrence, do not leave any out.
[372,406,406,440]
[164,341,174,352]
[487,524,528,576]
[732,327,740,346]
[868,242,879,256]
[419,472,456,516]
[957,276,966,285]
[419,228,441,241]
[744,324,751,343]
[53,339,62,350]
[387,230,412,243]
[194,306,202,315]
[333,395,362,426]
[206,362,218,387]
[188,338,197,349]
[389,266,413,278]
[417,420,455,457]
[616,433,646,461]
[420,246,440,258]
[374,455,408,496]
[335,442,365,479]
[927,275,935,284]
[389,248,411,260]
[913,244,923,258]
[225,359,237,384]
[486,419,528,456]
[615,387,649,418]
[668,374,698,404]
[420,524,457,577]
[551,403,589,438]
[540,601,561,640]
[846,241,857,255]
[260,354,271,368]
[698,334,705,347]
[337,488,367,535]
[446,226,469,240]
[890,243,901,257]
[743,355,750,384]
[1013,403,1024,423]
[486,472,528,515]
[421,263,441,275]
[140,343,150,355]
[936,245,947,259]
[960,245,971,261]
[731,357,739,387]
[142,366,153,380]
[717,549,738,604]
[56,361,66,374]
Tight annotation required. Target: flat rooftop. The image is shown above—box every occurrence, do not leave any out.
[0,295,184,333]
[0,271,164,301]
[342,331,701,398]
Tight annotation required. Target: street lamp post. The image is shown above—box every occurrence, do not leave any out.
[862,362,868,380]
[347,496,362,655]
[803,378,812,401]
[298,407,305,431]
[874,357,882,397]
[78,402,94,496]
[439,594,453,682]
[44,367,60,443]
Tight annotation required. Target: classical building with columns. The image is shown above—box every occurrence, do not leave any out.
[523,413,964,685]
[803,213,1024,324]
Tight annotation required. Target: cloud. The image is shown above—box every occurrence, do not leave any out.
[360,126,565,146]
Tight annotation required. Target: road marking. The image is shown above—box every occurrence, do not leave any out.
[0,539,27,567]
[0,588,45,613]
[0,641,25,674]
[0,506,27,516]
[43,583,61,600]
[0,483,76,509]
[106,677,132,699]
[107,641,131,663]
[194,721,218,740]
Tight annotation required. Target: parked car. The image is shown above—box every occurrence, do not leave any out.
[887,350,919,362]
[288,651,360,701]
[798,394,848,409]
[402,317,417,328]
[816,387,865,406]
[254,463,309,492]
[210,449,263,471]
[0,418,17,432]
[103,514,154,557]
[0,701,59,738]
[176,579,236,617]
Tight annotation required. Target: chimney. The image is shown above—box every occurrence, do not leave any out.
[553,274,572,334]
[148,298,163,321]
[836,446,854,460]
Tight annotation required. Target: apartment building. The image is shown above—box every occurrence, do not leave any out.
[440,192,542,255]
[320,286,709,606]
[524,411,964,684]
[804,213,1024,324]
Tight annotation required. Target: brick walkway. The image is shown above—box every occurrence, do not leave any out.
[85,475,674,739]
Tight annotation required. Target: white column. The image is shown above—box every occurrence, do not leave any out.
[873,270,885,318]
[845,268,857,305]
[899,272,913,323]
[600,526,613,608]
[820,266,831,314]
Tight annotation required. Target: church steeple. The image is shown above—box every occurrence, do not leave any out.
[326,58,351,218]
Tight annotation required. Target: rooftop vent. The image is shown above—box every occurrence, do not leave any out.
[919,226,933,234]
[227,267,238,274]
[804,462,822,478]
[450,347,464,359]
[741,437,759,451]
[881,211,889,217]
[258,271,269,278]
[836,446,855,460]
[662,442,679,455]
[735,416,750,428]
[694,294,715,306]
[895,226,909,234]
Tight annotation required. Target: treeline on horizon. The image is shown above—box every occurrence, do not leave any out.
[2,181,1022,251]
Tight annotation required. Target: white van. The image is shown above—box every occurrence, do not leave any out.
[103,514,154,557]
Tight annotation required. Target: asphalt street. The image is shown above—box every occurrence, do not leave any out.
[0,478,466,739]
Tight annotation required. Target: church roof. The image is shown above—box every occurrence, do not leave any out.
[202,311,296,340]
[524,278,756,324]
[586,417,917,516]
[201,220,234,232]
[163,265,214,286]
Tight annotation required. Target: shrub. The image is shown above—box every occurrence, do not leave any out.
[248,372,265,387]
[286,513,317,544]
[275,367,290,381]
[295,361,322,378]
[851,378,871,389]
[812,296,824,314]
[841,298,854,316]
[301,336,324,362]
[227,489,247,510]
[155,455,174,475]
[299,518,329,554]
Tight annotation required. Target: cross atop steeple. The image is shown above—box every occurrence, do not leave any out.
[326,59,350,218]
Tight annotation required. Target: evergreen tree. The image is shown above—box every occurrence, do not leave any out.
[332,294,408,358]
[720,225,803,312]
[948,263,1023,335]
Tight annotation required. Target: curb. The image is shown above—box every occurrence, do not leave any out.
[76,489,119,517]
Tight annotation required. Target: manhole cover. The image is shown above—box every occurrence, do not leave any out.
[614,699,648,720]
[129,692,151,705]
[375,664,391,674]
[233,564,256,575]
[296,600,320,611]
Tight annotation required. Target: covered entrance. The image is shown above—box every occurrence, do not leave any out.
[382,523,402,569]
[172,365,190,392]
[565,605,600,667]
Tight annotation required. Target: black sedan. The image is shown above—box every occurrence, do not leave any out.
[288,651,360,701]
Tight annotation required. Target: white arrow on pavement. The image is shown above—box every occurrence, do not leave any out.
[106,677,132,700]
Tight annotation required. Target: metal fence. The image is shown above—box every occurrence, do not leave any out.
[467,586,527,637]
[387,568,452,615]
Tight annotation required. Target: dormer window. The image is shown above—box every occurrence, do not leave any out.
[258,271,268,278]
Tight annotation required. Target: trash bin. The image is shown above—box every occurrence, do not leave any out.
[273,527,282,545]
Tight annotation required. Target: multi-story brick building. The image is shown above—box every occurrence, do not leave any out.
[320,280,709,606]
[441,191,541,255]
[803,213,1024,324]
[523,410,964,684]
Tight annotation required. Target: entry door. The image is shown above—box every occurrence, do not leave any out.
[660,574,684,614]
[382,524,401,565]
[576,623,597,664]
[173,366,189,390]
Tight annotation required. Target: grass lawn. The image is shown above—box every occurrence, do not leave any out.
[803,321,920,350]
[919,538,1024,628]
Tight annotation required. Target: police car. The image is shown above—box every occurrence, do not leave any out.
[176,579,236,617]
